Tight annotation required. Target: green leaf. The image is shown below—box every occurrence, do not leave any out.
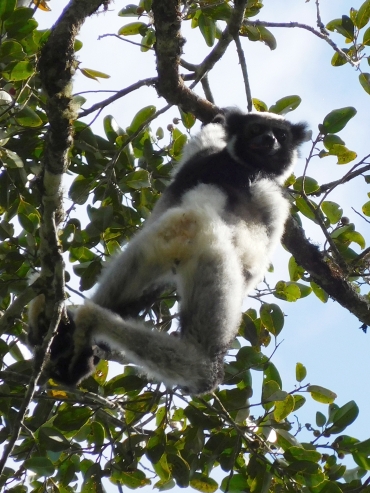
[288,256,304,281]
[0,149,24,168]
[328,144,357,164]
[262,380,287,404]
[118,21,148,36]
[0,40,25,63]
[359,73,370,95]
[103,115,124,142]
[146,431,166,464]
[307,385,337,404]
[198,13,216,46]
[326,16,354,40]
[320,107,357,134]
[4,13,38,40]
[269,95,301,115]
[69,175,92,205]
[363,200,370,216]
[310,281,329,303]
[264,362,282,388]
[323,134,345,149]
[331,50,349,67]
[295,197,317,222]
[356,0,370,28]
[330,400,359,431]
[293,395,306,411]
[352,452,370,470]
[0,0,16,20]
[284,446,321,463]
[80,67,110,81]
[141,27,155,52]
[118,4,141,17]
[239,24,277,49]
[54,406,91,431]
[167,454,190,488]
[38,427,70,452]
[6,60,34,81]
[128,105,156,133]
[275,429,301,450]
[24,457,55,477]
[18,199,40,233]
[179,108,196,130]
[15,106,42,127]
[274,280,301,302]
[190,473,218,493]
[316,411,327,427]
[363,26,370,45]
[274,394,295,421]
[322,201,343,224]
[257,25,277,50]
[293,176,320,194]
[220,474,249,493]
[252,98,268,112]
[125,169,150,189]
[236,346,268,369]
[260,303,284,336]
[296,362,307,382]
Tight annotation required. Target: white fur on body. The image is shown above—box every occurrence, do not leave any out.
[37,114,299,395]
[70,151,291,394]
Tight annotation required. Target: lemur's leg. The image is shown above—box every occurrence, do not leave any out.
[72,202,245,394]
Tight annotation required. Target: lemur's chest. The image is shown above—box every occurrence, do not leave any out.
[226,177,287,232]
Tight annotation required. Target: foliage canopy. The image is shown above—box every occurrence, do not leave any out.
[1,0,370,491]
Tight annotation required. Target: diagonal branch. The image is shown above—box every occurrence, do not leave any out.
[243,19,358,67]
[283,217,370,325]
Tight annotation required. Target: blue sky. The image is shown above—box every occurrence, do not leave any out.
[33,0,370,488]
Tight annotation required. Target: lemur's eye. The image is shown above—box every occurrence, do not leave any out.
[248,124,262,136]
[273,128,287,142]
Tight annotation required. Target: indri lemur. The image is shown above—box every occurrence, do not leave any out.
[28,110,308,395]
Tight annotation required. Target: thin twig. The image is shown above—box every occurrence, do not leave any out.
[243,19,358,67]
[233,34,252,112]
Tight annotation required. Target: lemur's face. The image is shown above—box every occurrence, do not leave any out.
[224,112,308,176]
[243,121,289,156]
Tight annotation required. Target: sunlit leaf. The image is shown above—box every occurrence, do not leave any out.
[308,385,337,404]
[15,106,42,127]
[296,363,307,382]
[80,67,110,81]
[310,281,329,303]
[359,73,370,95]
[293,176,320,194]
[269,95,301,115]
[118,21,148,36]
[118,4,141,17]
[274,394,295,421]
[198,13,216,46]
[363,26,370,45]
[356,0,370,28]
[320,107,357,134]
[128,105,156,133]
[322,201,343,223]
[326,16,354,40]
[252,98,268,112]
[260,303,284,336]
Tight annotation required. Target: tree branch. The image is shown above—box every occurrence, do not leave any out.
[0,0,109,478]
[283,217,370,325]
[243,19,358,67]
[152,0,249,122]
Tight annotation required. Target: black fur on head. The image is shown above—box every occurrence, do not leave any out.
[223,111,308,177]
